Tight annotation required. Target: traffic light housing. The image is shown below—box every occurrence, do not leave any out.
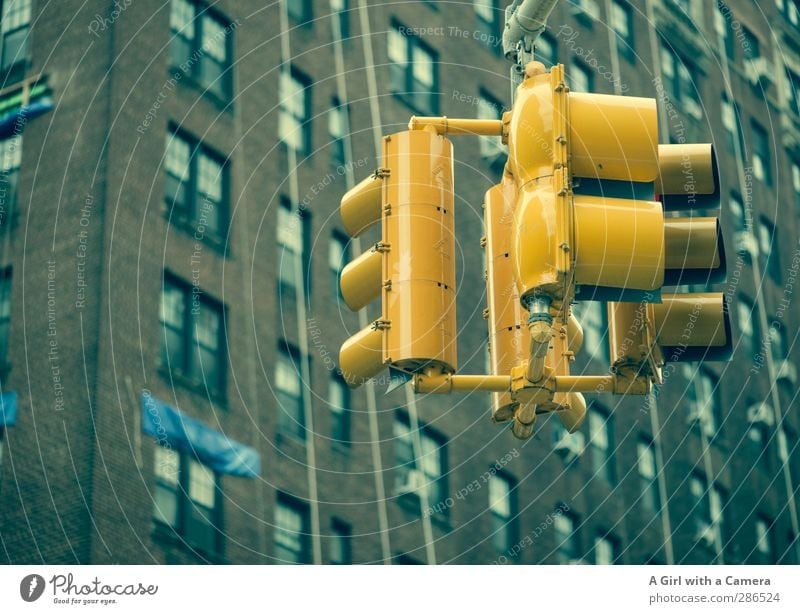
[339,128,458,387]
[483,175,586,433]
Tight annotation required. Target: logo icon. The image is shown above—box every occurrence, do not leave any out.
[20,574,45,602]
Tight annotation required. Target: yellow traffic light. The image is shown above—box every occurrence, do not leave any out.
[508,63,665,310]
[339,128,458,387]
[483,174,586,436]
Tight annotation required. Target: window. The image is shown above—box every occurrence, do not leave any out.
[153,445,222,554]
[728,191,746,232]
[474,0,500,50]
[488,473,516,552]
[768,321,786,363]
[279,66,311,154]
[776,0,800,29]
[330,0,348,40]
[388,22,438,114]
[160,274,226,394]
[275,494,310,563]
[588,406,615,484]
[786,70,800,116]
[328,98,347,168]
[689,475,722,552]
[287,0,311,25]
[737,298,756,357]
[328,232,348,299]
[741,26,760,61]
[720,95,740,153]
[0,0,31,72]
[394,413,446,506]
[755,515,775,563]
[637,437,660,514]
[713,3,735,59]
[534,32,557,68]
[749,418,772,469]
[164,129,228,237]
[0,134,21,230]
[276,343,305,440]
[170,0,233,100]
[0,267,10,364]
[751,121,772,185]
[792,159,800,214]
[553,509,579,564]
[328,373,350,448]
[276,198,306,292]
[660,44,702,119]
[683,366,721,437]
[330,518,352,564]
[573,301,605,363]
[611,1,634,60]
[477,90,505,161]
[758,217,781,282]
[594,533,619,565]
[570,61,592,93]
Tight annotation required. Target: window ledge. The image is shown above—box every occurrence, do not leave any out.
[394,490,451,530]
[168,66,233,112]
[152,523,226,563]
[163,209,231,258]
[157,365,228,408]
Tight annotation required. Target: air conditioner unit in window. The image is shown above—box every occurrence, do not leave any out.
[734,231,759,258]
[396,469,425,496]
[745,57,775,86]
[747,403,775,428]
[570,0,600,21]
[695,522,718,548]
[554,431,585,463]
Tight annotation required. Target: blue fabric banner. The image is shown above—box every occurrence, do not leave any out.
[0,98,54,138]
[140,391,260,478]
[0,391,17,427]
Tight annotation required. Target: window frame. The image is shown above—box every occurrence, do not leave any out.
[393,412,447,509]
[0,266,11,366]
[330,517,352,564]
[169,0,234,102]
[553,508,579,564]
[588,405,616,484]
[388,20,439,115]
[278,65,312,155]
[160,272,227,396]
[328,96,348,169]
[488,471,517,553]
[0,0,32,74]
[164,126,230,243]
[152,445,223,556]
[611,0,635,61]
[751,120,772,186]
[637,436,661,514]
[328,372,351,448]
[274,492,311,564]
[275,341,306,441]
[758,216,781,282]
[286,0,312,26]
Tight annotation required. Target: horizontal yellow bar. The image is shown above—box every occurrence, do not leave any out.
[414,374,616,395]
[555,376,615,393]
[408,116,504,136]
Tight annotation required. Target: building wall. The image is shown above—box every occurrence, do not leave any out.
[0,0,798,565]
